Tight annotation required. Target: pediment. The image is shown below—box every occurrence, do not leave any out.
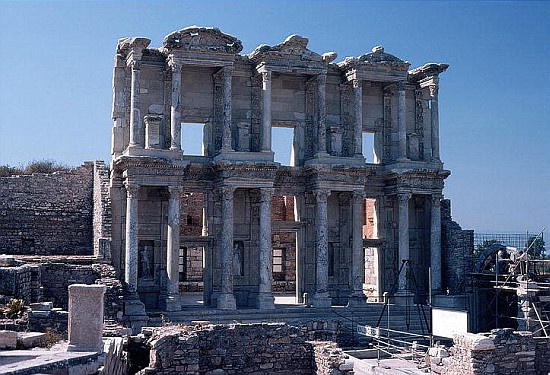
[162,26,243,54]
[250,35,330,63]
[339,46,410,72]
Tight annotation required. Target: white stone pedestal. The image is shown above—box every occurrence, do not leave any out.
[67,284,106,353]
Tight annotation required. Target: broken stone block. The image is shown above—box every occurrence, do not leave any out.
[17,332,47,348]
[30,302,53,311]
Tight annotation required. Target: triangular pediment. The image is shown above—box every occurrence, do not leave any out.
[162,26,243,54]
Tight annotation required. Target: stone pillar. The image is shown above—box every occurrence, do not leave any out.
[221,66,233,151]
[261,71,272,152]
[124,182,139,294]
[430,85,440,161]
[349,191,366,306]
[397,82,408,161]
[316,74,327,155]
[67,284,106,353]
[165,186,182,311]
[352,79,363,157]
[257,188,275,309]
[218,186,236,310]
[169,58,182,151]
[431,194,442,292]
[397,192,411,291]
[313,189,331,308]
[128,60,143,148]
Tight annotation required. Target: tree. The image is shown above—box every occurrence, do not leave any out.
[525,235,546,259]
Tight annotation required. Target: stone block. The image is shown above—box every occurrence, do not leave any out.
[0,330,17,349]
[30,302,53,311]
[17,332,47,348]
[67,284,106,353]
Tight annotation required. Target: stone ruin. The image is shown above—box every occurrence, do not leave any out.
[0,25,476,340]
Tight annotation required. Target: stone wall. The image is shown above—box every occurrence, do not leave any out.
[0,163,95,255]
[93,161,112,259]
[436,329,538,375]
[133,323,353,375]
[0,263,34,303]
[441,199,474,294]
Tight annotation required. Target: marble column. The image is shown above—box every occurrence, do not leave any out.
[128,60,143,148]
[165,186,182,311]
[349,191,366,306]
[397,192,411,291]
[221,66,233,151]
[352,79,363,157]
[218,186,236,310]
[316,74,327,155]
[431,194,442,292]
[397,82,408,161]
[314,189,331,308]
[124,182,139,294]
[169,59,182,151]
[261,71,272,152]
[430,85,440,161]
[257,188,275,309]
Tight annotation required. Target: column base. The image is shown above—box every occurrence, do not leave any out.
[123,294,149,335]
[312,292,332,308]
[164,294,181,312]
[256,292,275,310]
[217,293,236,310]
[347,292,366,307]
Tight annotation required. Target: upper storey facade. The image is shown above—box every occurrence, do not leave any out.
[110,26,448,168]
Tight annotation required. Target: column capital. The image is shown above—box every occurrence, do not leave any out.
[261,70,271,82]
[352,78,362,89]
[397,81,407,91]
[352,190,366,201]
[429,84,439,98]
[167,185,183,197]
[259,187,274,202]
[127,59,141,70]
[317,72,327,86]
[220,186,236,199]
[397,192,412,205]
[167,56,182,73]
[431,194,443,206]
[314,189,331,203]
[124,182,139,198]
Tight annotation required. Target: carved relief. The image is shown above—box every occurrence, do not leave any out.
[163,26,243,54]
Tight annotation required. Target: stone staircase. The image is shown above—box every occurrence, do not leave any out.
[154,302,431,340]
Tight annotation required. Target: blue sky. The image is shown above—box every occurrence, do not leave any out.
[0,1,549,235]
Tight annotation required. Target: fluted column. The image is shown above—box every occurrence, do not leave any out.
[257,188,275,309]
[128,60,143,148]
[397,192,411,291]
[169,58,182,151]
[124,182,139,294]
[165,186,182,311]
[221,66,233,151]
[397,82,408,161]
[352,79,363,157]
[431,194,442,292]
[218,186,236,310]
[430,85,440,161]
[314,189,331,308]
[349,191,366,306]
[261,71,272,152]
[316,74,327,155]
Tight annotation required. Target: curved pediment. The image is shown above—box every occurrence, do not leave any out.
[250,34,334,63]
[162,26,243,54]
[357,46,410,70]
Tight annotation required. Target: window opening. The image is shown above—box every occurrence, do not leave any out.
[181,123,206,156]
[272,126,295,166]
[362,131,375,163]
[328,243,335,277]
[179,247,187,281]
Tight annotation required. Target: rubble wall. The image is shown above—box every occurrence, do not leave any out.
[93,161,112,258]
[139,323,353,375]
[438,329,537,375]
[0,265,33,303]
[0,163,95,255]
[441,199,474,294]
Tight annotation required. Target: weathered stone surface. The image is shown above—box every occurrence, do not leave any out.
[67,284,106,353]
[0,330,17,349]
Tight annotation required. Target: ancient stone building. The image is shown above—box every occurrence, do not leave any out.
[108,25,450,323]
